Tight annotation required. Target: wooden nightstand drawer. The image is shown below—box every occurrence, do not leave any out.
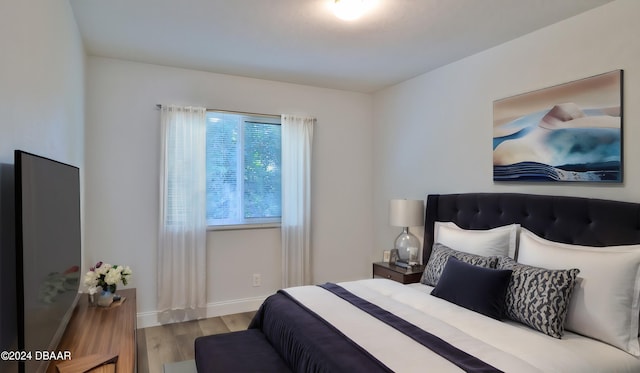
[374,265,405,282]
[372,262,425,284]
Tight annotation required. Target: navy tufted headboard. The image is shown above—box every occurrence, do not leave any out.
[422,193,640,264]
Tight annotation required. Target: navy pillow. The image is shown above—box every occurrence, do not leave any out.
[430,256,512,320]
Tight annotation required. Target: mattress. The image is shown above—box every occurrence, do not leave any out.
[277,279,640,373]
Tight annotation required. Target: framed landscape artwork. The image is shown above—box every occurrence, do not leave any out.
[493,70,622,182]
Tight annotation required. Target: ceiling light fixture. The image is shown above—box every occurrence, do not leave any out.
[333,0,369,21]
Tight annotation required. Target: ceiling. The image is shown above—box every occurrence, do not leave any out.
[69,0,613,93]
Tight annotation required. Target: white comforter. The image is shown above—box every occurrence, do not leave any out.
[284,279,640,373]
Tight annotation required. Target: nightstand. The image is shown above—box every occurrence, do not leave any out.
[372,262,426,284]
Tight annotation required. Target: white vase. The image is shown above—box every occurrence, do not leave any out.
[96,290,114,307]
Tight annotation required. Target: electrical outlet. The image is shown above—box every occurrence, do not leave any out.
[252,273,261,287]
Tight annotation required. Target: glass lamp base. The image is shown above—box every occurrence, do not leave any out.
[394,227,421,265]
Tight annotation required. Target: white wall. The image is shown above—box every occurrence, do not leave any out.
[372,0,640,258]
[0,0,85,166]
[84,58,374,327]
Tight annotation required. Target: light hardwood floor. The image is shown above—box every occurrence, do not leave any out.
[137,311,256,373]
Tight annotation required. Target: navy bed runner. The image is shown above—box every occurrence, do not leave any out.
[319,283,504,373]
[251,290,393,372]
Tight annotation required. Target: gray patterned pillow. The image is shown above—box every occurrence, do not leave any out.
[421,243,498,286]
[497,256,579,338]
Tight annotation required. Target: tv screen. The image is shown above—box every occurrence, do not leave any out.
[15,151,81,373]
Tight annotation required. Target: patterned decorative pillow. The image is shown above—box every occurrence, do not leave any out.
[421,243,498,286]
[497,256,579,339]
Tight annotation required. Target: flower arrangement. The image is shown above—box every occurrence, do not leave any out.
[84,261,132,295]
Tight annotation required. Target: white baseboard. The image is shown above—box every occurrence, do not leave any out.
[136,295,268,329]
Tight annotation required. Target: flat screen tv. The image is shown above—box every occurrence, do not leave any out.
[15,150,81,373]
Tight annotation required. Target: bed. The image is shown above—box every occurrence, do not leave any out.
[195,192,640,372]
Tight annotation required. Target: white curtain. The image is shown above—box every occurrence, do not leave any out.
[158,105,207,323]
[281,115,315,288]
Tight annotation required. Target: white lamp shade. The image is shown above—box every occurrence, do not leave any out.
[389,199,424,227]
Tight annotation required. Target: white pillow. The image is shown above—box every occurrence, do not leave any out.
[517,228,640,356]
[434,222,519,258]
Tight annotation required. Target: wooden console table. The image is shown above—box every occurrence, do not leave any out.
[46,288,137,373]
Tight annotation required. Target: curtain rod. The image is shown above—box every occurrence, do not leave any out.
[156,104,280,119]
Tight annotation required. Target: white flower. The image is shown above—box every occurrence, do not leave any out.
[95,263,110,276]
[84,271,98,287]
[121,266,132,285]
[104,269,120,285]
[84,261,133,292]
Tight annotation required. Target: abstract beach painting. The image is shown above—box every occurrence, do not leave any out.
[493,70,622,182]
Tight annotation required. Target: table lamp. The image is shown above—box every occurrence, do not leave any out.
[389,199,424,265]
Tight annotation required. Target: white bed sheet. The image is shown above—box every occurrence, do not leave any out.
[284,279,640,373]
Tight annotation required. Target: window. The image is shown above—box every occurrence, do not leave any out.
[206,111,281,226]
